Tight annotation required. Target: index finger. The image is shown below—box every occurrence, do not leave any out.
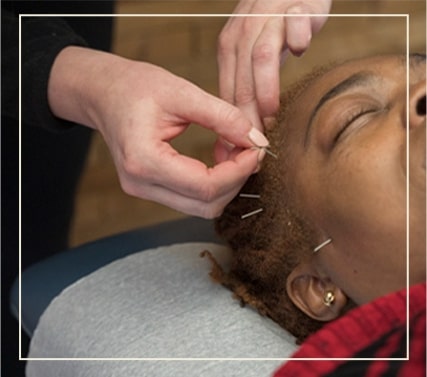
[167,80,269,148]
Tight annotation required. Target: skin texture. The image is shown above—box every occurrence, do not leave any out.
[47,46,270,218]
[217,0,331,130]
[214,54,426,341]
[48,1,333,218]
[215,0,331,165]
[285,54,426,309]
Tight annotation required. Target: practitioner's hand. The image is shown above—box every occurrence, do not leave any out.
[218,0,332,129]
[48,47,269,218]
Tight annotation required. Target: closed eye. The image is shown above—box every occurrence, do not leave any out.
[334,108,378,144]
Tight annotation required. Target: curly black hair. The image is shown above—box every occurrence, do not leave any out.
[209,67,334,343]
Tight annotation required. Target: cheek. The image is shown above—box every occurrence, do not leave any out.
[316,237,407,305]
[309,146,408,302]
[324,131,406,230]
[323,147,407,265]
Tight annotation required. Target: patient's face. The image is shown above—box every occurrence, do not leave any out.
[284,54,426,304]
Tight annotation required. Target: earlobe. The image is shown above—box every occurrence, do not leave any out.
[286,263,347,322]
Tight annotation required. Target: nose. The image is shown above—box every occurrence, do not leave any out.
[409,80,426,129]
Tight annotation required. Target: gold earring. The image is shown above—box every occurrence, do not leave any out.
[323,291,335,307]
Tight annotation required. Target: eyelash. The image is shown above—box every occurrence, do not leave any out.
[334,107,377,143]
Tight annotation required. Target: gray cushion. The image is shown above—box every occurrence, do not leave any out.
[26,242,298,377]
[12,217,221,336]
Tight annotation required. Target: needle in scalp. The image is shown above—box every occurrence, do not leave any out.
[239,193,261,199]
[241,208,264,219]
[263,147,278,159]
[251,145,278,159]
[313,238,332,253]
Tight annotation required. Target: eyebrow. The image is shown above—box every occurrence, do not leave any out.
[304,71,374,147]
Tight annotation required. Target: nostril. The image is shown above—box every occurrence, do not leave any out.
[416,95,426,116]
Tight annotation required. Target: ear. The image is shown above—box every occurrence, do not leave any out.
[286,263,347,322]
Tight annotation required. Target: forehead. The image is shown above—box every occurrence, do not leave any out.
[274,54,425,163]
[283,55,406,141]
[302,54,425,104]
[303,55,404,103]
[275,56,404,175]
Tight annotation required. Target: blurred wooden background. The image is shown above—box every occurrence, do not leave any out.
[69,0,426,246]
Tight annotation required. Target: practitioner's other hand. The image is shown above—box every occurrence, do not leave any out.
[218,0,331,129]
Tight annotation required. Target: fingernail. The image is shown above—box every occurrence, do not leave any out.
[248,128,269,148]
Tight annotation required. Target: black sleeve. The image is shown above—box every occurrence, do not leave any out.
[2,9,88,130]
[2,1,114,131]
[22,16,89,130]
